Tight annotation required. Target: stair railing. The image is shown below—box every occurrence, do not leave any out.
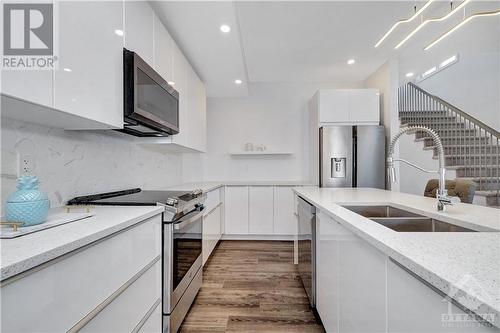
[398,82,499,201]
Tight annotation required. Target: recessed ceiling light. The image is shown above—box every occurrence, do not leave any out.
[114,29,124,36]
[168,81,175,86]
[405,72,414,78]
[63,68,72,72]
[234,79,242,85]
[347,59,355,65]
[220,24,231,33]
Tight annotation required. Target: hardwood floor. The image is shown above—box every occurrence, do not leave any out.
[179,240,325,333]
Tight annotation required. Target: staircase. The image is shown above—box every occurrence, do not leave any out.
[398,83,500,207]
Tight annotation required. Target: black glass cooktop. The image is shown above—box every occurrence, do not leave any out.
[67,188,196,206]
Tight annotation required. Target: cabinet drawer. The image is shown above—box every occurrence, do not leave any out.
[138,301,162,333]
[80,259,161,333]
[0,215,162,333]
[203,206,221,265]
[205,188,221,213]
[388,259,498,332]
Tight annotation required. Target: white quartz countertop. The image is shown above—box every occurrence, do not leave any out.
[293,187,500,326]
[0,205,164,281]
[166,181,313,193]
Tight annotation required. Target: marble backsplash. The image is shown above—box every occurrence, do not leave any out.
[1,118,190,213]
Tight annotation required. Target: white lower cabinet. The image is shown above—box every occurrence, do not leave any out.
[205,187,221,212]
[224,186,297,237]
[338,224,387,333]
[138,302,162,333]
[387,260,498,333]
[224,186,249,235]
[249,186,274,234]
[273,186,295,235]
[316,210,341,333]
[0,214,162,332]
[203,204,222,265]
[316,209,499,333]
[80,260,161,333]
[317,210,386,333]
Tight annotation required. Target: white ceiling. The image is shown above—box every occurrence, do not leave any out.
[152,1,500,98]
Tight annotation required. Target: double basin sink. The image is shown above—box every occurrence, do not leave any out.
[342,205,476,232]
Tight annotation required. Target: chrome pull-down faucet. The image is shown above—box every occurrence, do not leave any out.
[387,126,458,211]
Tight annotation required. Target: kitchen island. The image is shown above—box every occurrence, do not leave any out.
[293,187,500,332]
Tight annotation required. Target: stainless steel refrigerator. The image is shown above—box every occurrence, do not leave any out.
[319,126,385,188]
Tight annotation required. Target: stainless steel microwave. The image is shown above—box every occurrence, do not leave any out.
[121,48,179,137]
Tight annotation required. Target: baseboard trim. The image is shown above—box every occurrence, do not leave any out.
[221,234,295,241]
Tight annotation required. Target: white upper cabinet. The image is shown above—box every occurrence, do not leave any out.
[149,17,207,152]
[186,65,207,152]
[349,89,380,123]
[318,90,349,123]
[170,44,189,147]
[196,76,207,152]
[124,1,154,64]
[2,0,207,146]
[0,1,53,107]
[249,186,274,235]
[314,89,380,125]
[54,0,123,129]
[153,15,173,82]
[1,71,53,108]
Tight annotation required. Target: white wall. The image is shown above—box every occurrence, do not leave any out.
[399,15,500,131]
[364,58,400,191]
[0,118,197,213]
[204,82,362,182]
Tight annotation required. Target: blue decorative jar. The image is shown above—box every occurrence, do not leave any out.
[5,176,50,227]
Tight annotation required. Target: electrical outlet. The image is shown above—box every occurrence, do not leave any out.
[18,154,34,176]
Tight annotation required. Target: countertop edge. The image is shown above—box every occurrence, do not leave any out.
[165,181,315,193]
[0,207,164,282]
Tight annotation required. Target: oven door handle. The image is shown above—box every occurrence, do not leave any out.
[174,207,204,230]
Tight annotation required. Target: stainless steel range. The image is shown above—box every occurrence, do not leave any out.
[68,188,206,333]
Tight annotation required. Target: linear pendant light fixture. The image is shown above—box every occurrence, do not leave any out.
[394,0,471,49]
[424,9,500,50]
[374,0,435,48]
